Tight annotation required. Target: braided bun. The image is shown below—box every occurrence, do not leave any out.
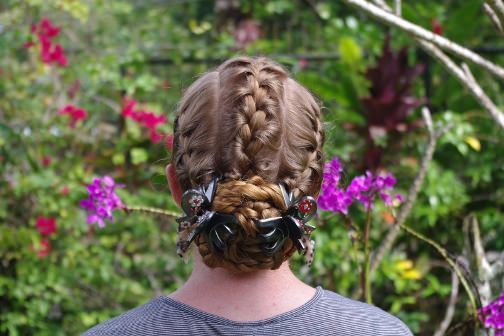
[172,56,324,271]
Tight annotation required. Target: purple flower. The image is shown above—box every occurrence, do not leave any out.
[319,157,403,215]
[80,176,124,228]
[319,158,354,215]
[479,293,504,335]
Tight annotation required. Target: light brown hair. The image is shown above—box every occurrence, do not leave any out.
[172,56,324,272]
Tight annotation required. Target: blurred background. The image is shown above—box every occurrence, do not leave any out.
[0,1,503,335]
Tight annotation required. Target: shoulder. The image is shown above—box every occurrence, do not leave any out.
[81,297,173,336]
[312,288,413,336]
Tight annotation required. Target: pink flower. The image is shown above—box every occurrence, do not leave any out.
[122,98,137,118]
[36,217,57,236]
[80,176,124,228]
[38,18,60,38]
[23,40,35,49]
[319,157,403,215]
[32,238,51,258]
[121,97,167,143]
[25,18,67,67]
[42,155,52,167]
[479,293,504,335]
[50,44,68,67]
[58,104,87,128]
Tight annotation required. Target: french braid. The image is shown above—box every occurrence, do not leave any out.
[172,56,324,272]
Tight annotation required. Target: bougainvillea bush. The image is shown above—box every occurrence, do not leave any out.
[1,1,503,335]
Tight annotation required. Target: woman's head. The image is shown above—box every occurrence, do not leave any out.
[171,56,324,272]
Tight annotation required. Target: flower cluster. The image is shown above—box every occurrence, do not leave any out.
[479,293,504,335]
[33,217,57,258]
[58,104,87,128]
[318,157,403,215]
[80,176,124,228]
[122,98,167,143]
[24,18,68,67]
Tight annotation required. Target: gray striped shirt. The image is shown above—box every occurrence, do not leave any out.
[83,287,413,335]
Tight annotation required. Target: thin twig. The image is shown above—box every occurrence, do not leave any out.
[399,223,478,316]
[362,207,373,304]
[483,3,503,33]
[487,0,504,26]
[422,40,504,128]
[469,216,494,307]
[369,107,440,275]
[394,0,401,16]
[341,0,504,80]
[122,205,180,218]
[433,271,460,336]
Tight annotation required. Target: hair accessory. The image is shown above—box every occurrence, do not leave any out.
[256,183,318,266]
[176,177,237,260]
[175,178,318,266]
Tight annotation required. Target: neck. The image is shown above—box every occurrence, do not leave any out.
[168,252,315,321]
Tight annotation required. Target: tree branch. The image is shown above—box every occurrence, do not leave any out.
[341,0,504,80]
[487,0,504,26]
[341,0,504,130]
[483,3,503,33]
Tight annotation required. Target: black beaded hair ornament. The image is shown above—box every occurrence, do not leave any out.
[175,177,318,266]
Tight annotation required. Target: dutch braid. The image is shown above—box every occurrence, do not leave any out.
[172,56,324,272]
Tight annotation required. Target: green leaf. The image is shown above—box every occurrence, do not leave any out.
[338,37,362,65]
[130,148,148,165]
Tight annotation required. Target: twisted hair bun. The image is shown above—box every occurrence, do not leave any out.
[172,56,324,271]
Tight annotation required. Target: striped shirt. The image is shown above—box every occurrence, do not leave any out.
[83,286,413,335]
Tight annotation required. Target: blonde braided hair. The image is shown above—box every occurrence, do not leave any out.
[172,56,324,272]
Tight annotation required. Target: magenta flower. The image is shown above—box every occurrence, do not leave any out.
[319,157,403,215]
[59,104,87,128]
[80,176,124,228]
[121,97,167,143]
[36,217,57,236]
[479,293,504,335]
[318,158,354,215]
[26,18,68,67]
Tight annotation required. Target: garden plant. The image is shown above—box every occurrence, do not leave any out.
[1,1,503,335]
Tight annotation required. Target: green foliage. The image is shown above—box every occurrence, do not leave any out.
[1,0,503,335]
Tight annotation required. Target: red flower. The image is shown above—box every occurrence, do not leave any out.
[36,217,57,236]
[121,98,137,118]
[122,97,167,143]
[431,19,443,35]
[35,238,51,258]
[23,40,35,49]
[25,18,67,67]
[51,44,68,67]
[42,155,52,167]
[38,18,60,38]
[59,104,87,128]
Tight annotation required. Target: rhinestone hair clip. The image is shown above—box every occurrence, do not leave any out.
[175,178,318,265]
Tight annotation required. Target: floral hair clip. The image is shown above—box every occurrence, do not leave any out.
[256,184,318,266]
[176,177,238,260]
